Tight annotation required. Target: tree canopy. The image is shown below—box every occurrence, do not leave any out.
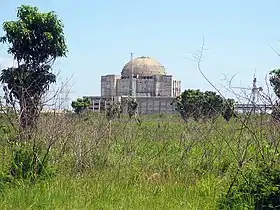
[1,5,67,66]
[173,89,236,122]
[269,69,280,121]
[269,69,280,99]
[71,97,91,114]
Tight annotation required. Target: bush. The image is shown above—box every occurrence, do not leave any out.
[9,145,56,181]
[221,164,280,209]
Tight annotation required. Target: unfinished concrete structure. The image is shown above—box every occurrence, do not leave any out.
[85,56,181,114]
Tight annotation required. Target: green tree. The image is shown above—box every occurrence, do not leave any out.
[269,69,280,121]
[269,69,280,99]
[222,98,236,122]
[174,89,235,122]
[174,89,204,122]
[202,91,224,119]
[71,97,91,114]
[0,5,67,136]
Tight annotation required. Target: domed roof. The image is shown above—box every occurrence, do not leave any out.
[121,56,166,77]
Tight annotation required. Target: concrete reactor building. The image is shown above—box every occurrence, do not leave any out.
[85,55,181,114]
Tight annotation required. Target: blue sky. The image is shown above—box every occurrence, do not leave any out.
[1,0,280,103]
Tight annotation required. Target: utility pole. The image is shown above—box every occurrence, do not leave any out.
[129,52,134,97]
[252,76,257,113]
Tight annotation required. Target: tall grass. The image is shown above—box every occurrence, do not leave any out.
[0,112,279,209]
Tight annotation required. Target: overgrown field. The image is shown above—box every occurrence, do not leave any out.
[0,112,280,209]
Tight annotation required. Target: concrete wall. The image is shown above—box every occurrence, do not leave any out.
[85,95,177,115]
[172,80,181,97]
[84,96,121,112]
[117,78,131,96]
[101,75,120,97]
[154,75,173,97]
[136,78,155,96]
[137,96,176,114]
[101,74,176,98]
[122,96,176,115]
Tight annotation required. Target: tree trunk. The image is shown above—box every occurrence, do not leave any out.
[19,93,41,140]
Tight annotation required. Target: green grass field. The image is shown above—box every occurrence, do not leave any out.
[0,112,279,209]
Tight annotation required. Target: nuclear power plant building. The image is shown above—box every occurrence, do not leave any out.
[85,56,181,114]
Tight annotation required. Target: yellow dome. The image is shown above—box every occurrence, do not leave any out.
[121,56,166,77]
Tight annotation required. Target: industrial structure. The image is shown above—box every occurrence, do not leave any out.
[84,55,181,114]
[232,74,273,114]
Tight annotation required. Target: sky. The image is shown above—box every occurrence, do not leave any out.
[1,0,280,104]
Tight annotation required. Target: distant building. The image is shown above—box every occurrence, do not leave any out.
[84,56,181,114]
